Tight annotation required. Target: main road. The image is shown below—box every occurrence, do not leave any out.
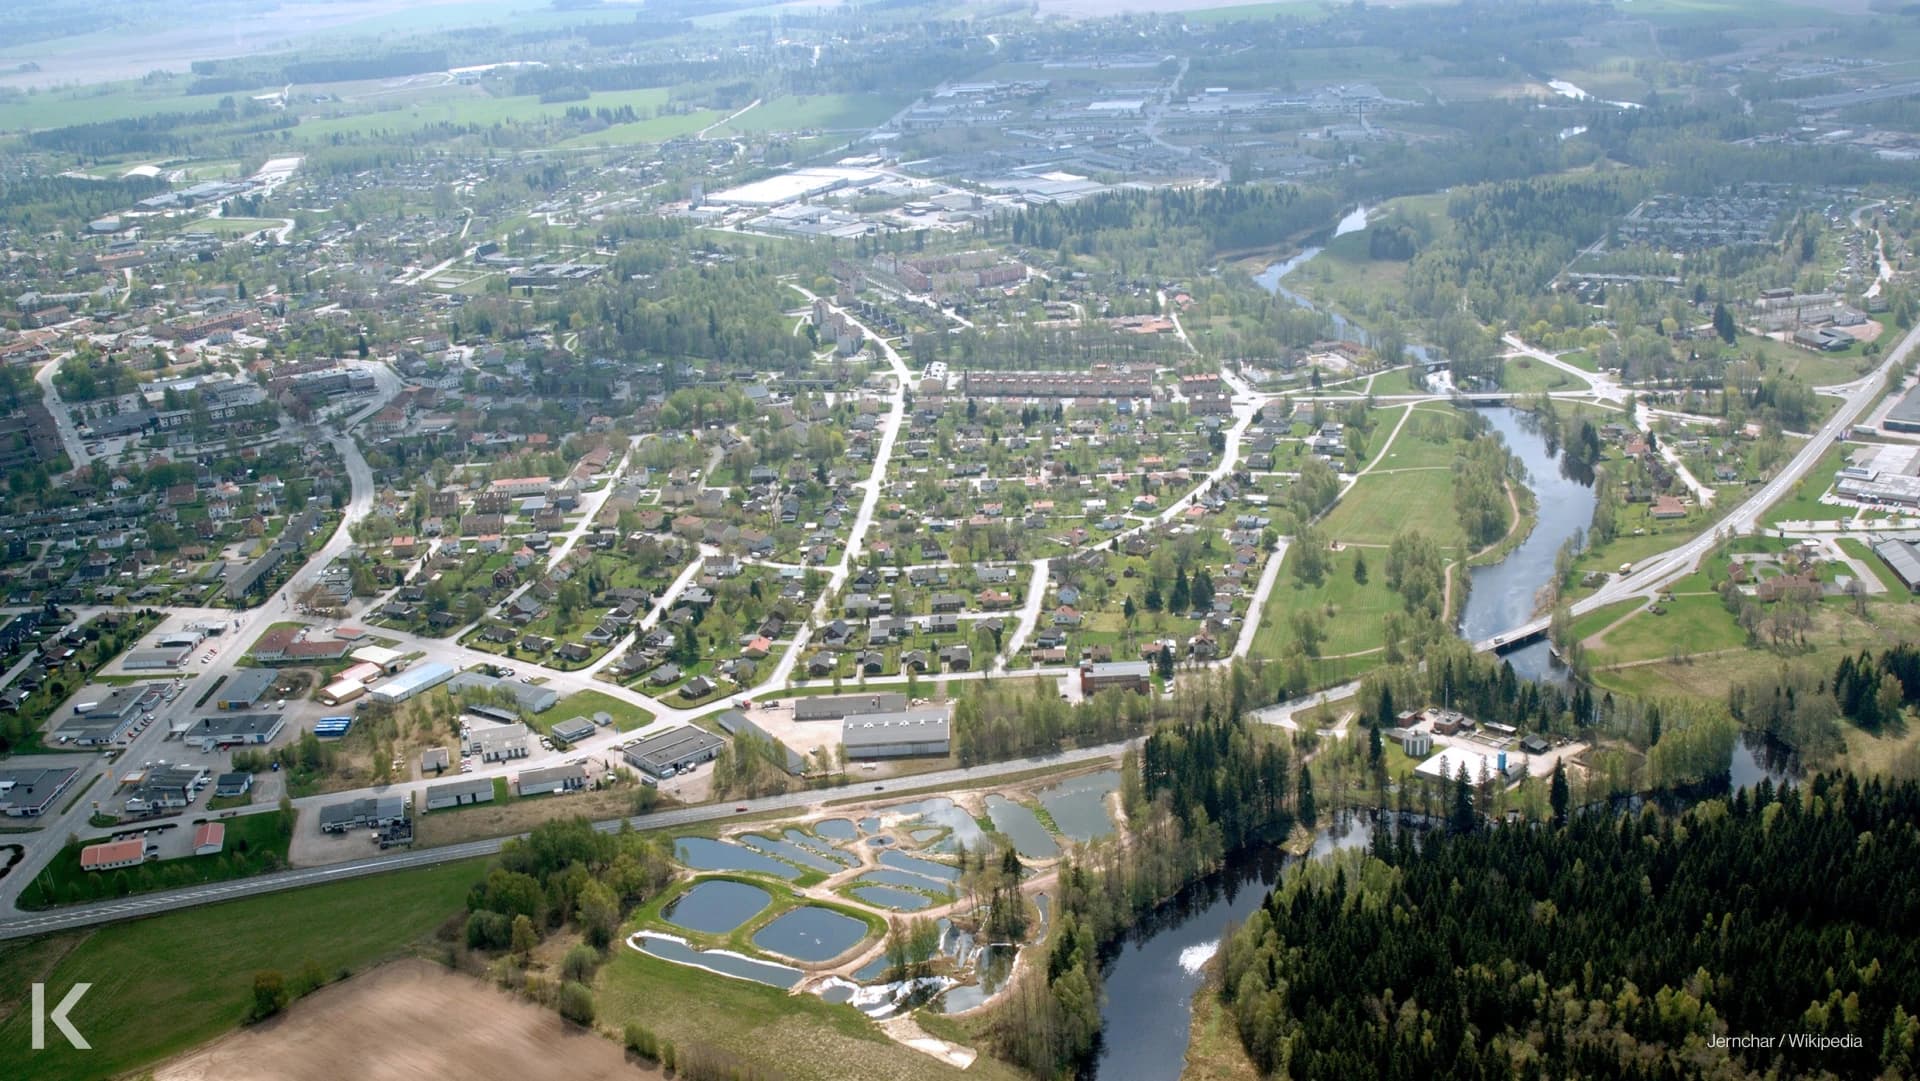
[0,738,1129,941]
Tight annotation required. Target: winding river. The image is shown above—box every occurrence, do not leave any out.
[1084,220,1620,1080]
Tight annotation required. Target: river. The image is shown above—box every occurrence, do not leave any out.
[1089,815,1377,1081]
[1088,226,1601,1080]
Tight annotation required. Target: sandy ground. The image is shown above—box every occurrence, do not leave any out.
[153,959,658,1081]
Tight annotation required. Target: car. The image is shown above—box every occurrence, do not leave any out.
[873,785,884,791]
[734,806,748,813]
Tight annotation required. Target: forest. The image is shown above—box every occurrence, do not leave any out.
[1217,773,1920,1081]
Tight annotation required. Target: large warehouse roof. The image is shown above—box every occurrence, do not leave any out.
[841,707,951,750]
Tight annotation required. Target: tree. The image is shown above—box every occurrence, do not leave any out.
[1156,644,1175,683]
[1712,302,1737,345]
[1296,764,1316,825]
[1450,763,1476,834]
[1352,550,1368,584]
[511,913,538,959]
[1367,723,1383,767]
[1549,758,1570,828]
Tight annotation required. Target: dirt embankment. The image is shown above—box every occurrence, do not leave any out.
[152,958,659,1081]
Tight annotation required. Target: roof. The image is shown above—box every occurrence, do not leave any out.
[188,712,283,741]
[519,764,587,788]
[716,710,807,774]
[1085,660,1152,679]
[469,722,529,756]
[218,668,277,704]
[550,716,597,742]
[794,693,908,721]
[623,726,725,770]
[80,838,145,869]
[841,707,952,749]
[1876,538,1920,584]
[1888,387,1920,426]
[375,661,455,698]
[350,644,404,667]
[193,822,225,850]
[427,776,495,802]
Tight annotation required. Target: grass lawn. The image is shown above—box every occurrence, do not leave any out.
[1558,349,1601,373]
[178,216,285,237]
[1321,469,1464,549]
[1839,718,1920,778]
[1181,983,1264,1081]
[1836,537,1911,596]
[17,811,294,910]
[1569,598,1645,645]
[595,936,1021,1081]
[1253,547,1404,659]
[1500,356,1580,394]
[721,93,911,134]
[547,689,656,733]
[0,859,479,1081]
[1587,592,1745,666]
[1760,444,1859,524]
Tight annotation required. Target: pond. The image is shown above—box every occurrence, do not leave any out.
[931,943,1019,1014]
[889,797,989,852]
[851,885,936,911]
[737,833,843,873]
[661,879,772,935]
[784,828,857,864]
[855,869,954,897]
[813,818,859,842]
[878,848,960,883]
[631,932,803,990]
[1037,770,1119,843]
[753,906,869,962]
[675,837,802,879]
[985,795,1058,859]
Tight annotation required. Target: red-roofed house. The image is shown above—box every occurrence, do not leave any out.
[193,821,225,855]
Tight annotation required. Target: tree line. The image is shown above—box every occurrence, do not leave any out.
[1217,772,1920,1080]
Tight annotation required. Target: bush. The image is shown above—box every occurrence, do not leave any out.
[557,980,596,1027]
[623,1020,660,1062]
[561,943,602,982]
[464,910,512,951]
[248,969,288,1022]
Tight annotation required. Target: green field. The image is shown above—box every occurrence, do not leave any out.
[17,811,294,910]
[1587,591,1745,665]
[721,93,911,135]
[548,689,656,733]
[1760,443,1858,525]
[0,860,478,1081]
[1321,469,1465,549]
[294,86,681,143]
[596,933,1021,1081]
[1500,356,1581,394]
[1253,546,1404,659]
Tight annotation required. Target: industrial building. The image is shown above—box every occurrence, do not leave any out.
[446,670,559,714]
[0,765,79,817]
[842,707,952,760]
[466,722,530,763]
[794,693,908,722]
[717,710,806,773]
[1875,538,1920,592]
[182,712,285,750]
[425,777,495,810]
[57,683,165,745]
[214,669,278,711]
[1413,747,1525,785]
[622,726,725,778]
[124,764,210,814]
[549,716,598,745]
[370,661,455,704]
[121,644,193,670]
[318,794,408,833]
[349,645,406,674]
[517,763,587,797]
[1886,388,1920,434]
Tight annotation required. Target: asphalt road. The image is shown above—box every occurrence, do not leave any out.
[0,739,1129,940]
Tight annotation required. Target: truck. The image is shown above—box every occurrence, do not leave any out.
[1618,562,1634,576]
[73,701,98,714]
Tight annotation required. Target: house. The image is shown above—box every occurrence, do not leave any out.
[193,821,226,856]
[80,838,149,872]
[421,747,451,774]
[1650,495,1687,519]
[212,772,252,799]
[550,716,597,744]
[939,644,972,671]
[680,675,718,699]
